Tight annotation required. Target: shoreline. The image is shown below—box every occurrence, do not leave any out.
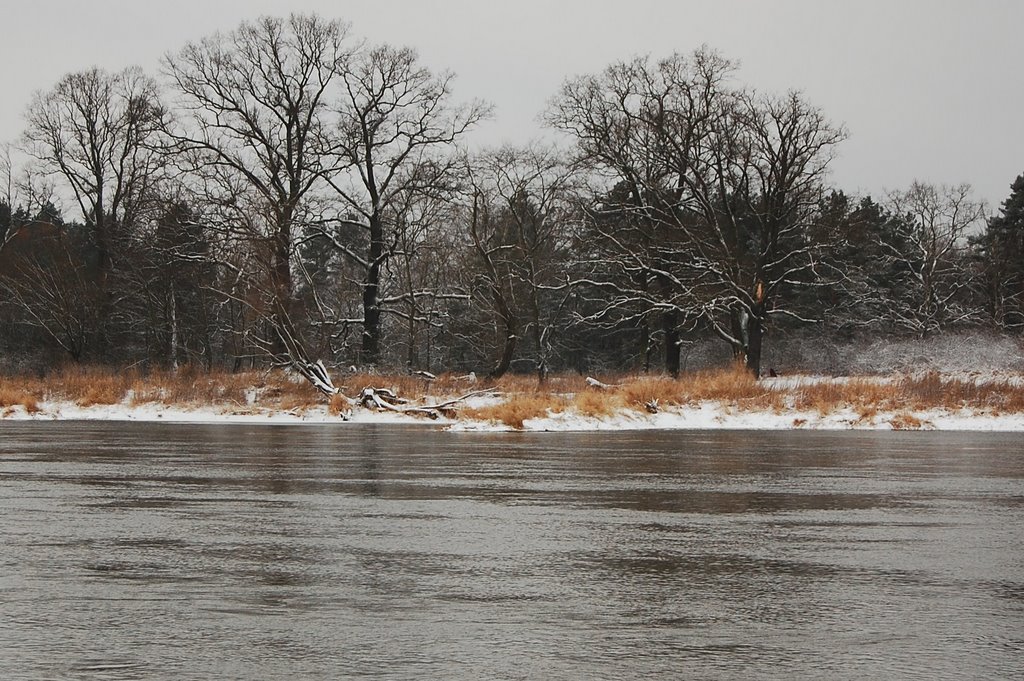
[4,369,1024,432]
[4,398,1024,432]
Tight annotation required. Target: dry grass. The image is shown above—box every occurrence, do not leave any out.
[325,393,346,415]
[338,371,473,400]
[463,393,569,429]
[617,376,684,409]
[2,363,1024,427]
[457,363,780,426]
[897,371,1024,412]
[0,383,43,409]
[889,413,927,430]
[44,366,135,406]
[788,372,1024,418]
[0,365,325,412]
[794,378,895,414]
[129,367,252,406]
[0,385,24,408]
[451,364,1024,428]
[21,395,41,413]
[572,389,620,418]
[681,364,770,404]
[0,375,47,414]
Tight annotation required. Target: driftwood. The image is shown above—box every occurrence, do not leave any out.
[287,354,490,420]
[586,376,619,390]
[356,387,496,420]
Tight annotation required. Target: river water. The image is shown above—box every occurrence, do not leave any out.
[0,423,1022,680]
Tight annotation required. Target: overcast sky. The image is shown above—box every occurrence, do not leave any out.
[2,0,1022,208]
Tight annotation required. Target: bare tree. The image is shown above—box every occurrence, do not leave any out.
[549,50,736,375]
[163,13,353,377]
[0,143,15,252]
[324,43,490,367]
[464,144,576,379]
[22,66,163,284]
[382,188,468,370]
[690,90,846,375]
[0,227,101,362]
[549,49,845,377]
[881,182,986,336]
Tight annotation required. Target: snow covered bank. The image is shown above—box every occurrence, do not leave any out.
[4,394,1024,432]
[449,402,1024,432]
[1,400,424,426]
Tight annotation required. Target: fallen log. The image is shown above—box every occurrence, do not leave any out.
[586,376,619,390]
[357,387,497,419]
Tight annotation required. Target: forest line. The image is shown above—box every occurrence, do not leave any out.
[1,13,1021,388]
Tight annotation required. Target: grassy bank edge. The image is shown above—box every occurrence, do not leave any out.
[2,365,1024,430]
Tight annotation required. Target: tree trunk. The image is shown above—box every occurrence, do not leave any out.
[168,282,179,371]
[642,321,653,373]
[490,319,517,379]
[486,272,518,379]
[405,303,417,369]
[270,217,294,360]
[362,214,384,366]
[663,310,681,377]
[729,306,763,378]
[93,193,110,289]
[745,315,763,379]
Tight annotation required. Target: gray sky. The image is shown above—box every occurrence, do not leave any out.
[2,0,1022,207]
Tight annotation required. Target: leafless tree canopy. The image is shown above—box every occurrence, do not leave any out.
[23,66,162,277]
[0,17,1018,382]
[548,49,847,376]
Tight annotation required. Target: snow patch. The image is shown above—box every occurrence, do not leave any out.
[4,389,1024,433]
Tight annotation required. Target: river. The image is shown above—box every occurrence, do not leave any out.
[1,422,1022,679]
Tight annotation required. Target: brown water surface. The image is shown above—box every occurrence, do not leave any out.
[1,423,1022,679]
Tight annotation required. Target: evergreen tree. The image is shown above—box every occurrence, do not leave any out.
[980,174,1024,330]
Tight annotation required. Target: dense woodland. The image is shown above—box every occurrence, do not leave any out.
[1,14,1022,387]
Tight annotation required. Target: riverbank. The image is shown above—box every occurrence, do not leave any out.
[3,366,1024,431]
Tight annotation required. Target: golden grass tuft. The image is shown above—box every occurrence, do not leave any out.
[22,395,41,413]
[0,385,24,408]
[328,393,351,415]
[0,380,45,412]
[682,363,765,403]
[794,378,895,414]
[889,413,926,430]
[856,404,879,423]
[463,393,568,429]
[129,367,253,406]
[64,368,131,406]
[0,385,43,411]
[667,364,785,412]
[572,389,621,417]
[617,376,684,409]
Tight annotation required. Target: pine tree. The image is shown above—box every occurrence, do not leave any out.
[981,175,1024,330]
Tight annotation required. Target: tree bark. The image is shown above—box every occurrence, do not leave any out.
[663,310,681,377]
[491,328,516,379]
[745,315,763,379]
[270,219,294,360]
[362,214,384,366]
[730,306,763,378]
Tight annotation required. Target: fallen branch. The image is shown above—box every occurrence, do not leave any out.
[357,387,498,419]
[586,376,620,390]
